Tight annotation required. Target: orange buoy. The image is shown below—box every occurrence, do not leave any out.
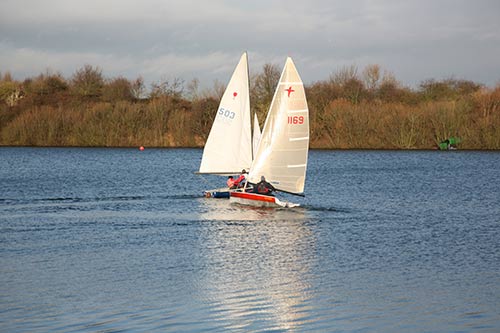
[139,146,145,151]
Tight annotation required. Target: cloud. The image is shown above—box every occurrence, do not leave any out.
[1,0,499,87]
[0,42,238,86]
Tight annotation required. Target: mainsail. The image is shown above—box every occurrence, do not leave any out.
[248,57,309,194]
[198,53,252,174]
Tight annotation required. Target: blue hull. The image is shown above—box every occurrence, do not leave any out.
[204,191,230,199]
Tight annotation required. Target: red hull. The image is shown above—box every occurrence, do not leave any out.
[230,191,276,203]
[229,191,299,208]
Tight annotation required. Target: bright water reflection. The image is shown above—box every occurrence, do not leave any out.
[197,199,313,331]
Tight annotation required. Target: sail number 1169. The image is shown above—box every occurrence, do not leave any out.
[288,116,304,125]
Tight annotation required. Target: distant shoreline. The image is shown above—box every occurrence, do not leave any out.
[1,145,499,151]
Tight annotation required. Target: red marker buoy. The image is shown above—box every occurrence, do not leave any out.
[139,146,145,151]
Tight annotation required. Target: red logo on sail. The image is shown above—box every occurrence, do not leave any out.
[285,86,294,97]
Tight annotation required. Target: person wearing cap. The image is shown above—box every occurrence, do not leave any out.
[234,169,248,188]
[256,175,275,195]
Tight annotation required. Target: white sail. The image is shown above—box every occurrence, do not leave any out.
[198,53,252,174]
[248,57,309,194]
[252,113,261,159]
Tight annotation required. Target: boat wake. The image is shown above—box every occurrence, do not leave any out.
[157,194,202,200]
[0,195,146,205]
[0,193,202,206]
[300,204,352,214]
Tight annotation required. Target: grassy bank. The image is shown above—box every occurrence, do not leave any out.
[1,65,499,149]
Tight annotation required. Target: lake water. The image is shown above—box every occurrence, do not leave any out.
[0,147,499,332]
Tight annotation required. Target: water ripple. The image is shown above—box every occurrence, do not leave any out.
[1,148,499,332]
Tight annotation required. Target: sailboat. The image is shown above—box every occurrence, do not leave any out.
[197,52,252,198]
[230,57,309,208]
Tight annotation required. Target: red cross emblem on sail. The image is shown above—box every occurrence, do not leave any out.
[285,86,294,97]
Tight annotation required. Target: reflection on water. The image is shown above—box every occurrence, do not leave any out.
[197,199,314,331]
[198,197,309,221]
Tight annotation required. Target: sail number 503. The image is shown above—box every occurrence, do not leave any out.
[218,107,235,119]
[288,116,304,125]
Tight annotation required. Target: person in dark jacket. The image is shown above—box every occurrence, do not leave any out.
[256,176,276,195]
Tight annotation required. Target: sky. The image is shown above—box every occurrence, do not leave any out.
[1,0,499,89]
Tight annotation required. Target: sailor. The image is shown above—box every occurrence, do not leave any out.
[234,169,248,188]
[256,175,276,195]
[226,176,236,189]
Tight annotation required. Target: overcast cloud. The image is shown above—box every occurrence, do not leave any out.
[1,0,499,88]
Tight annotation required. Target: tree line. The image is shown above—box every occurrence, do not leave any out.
[0,64,499,149]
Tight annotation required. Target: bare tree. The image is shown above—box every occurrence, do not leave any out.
[2,71,14,82]
[362,64,381,91]
[252,63,280,103]
[150,77,184,99]
[186,78,200,102]
[131,77,145,99]
[102,77,134,102]
[208,79,226,100]
[251,63,280,120]
[330,64,358,86]
[71,64,104,99]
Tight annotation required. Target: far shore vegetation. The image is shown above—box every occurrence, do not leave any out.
[0,64,499,149]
